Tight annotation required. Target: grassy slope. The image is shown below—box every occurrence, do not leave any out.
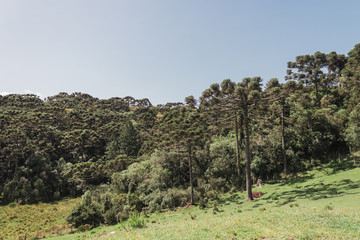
[1,162,359,239]
[0,198,80,239]
[51,162,360,240]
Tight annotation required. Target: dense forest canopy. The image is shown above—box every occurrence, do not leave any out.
[1,43,360,225]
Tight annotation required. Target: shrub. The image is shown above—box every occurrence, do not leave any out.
[67,191,103,228]
[204,190,218,200]
[270,195,279,200]
[165,188,192,207]
[103,209,117,225]
[324,204,334,210]
[144,188,200,212]
[98,191,127,224]
[117,210,129,222]
[198,199,206,209]
[207,135,239,189]
[127,213,145,228]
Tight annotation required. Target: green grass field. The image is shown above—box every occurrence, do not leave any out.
[2,161,360,239]
[0,198,80,239]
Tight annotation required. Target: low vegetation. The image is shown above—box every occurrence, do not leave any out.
[0,198,80,239]
[54,163,360,239]
[1,161,358,239]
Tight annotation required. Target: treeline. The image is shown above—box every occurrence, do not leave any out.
[1,43,360,223]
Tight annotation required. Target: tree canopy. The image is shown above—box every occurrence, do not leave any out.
[1,44,360,214]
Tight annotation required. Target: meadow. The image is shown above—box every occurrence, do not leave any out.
[57,162,360,239]
[0,198,80,239]
[2,161,359,240]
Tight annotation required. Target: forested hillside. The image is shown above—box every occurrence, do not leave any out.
[1,43,360,228]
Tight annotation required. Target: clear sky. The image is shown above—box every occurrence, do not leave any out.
[1,0,360,105]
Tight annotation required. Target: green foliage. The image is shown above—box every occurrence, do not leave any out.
[110,151,197,212]
[1,43,360,209]
[345,105,360,152]
[63,155,135,192]
[67,188,145,229]
[67,191,103,228]
[106,120,141,158]
[0,92,150,204]
[97,191,128,225]
[126,212,146,229]
[324,204,334,210]
[207,134,241,189]
[8,202,17,208]
[2,153,64,204]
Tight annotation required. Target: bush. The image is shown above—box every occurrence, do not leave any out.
[127,213,145,228]
[324,204,334,210]
[117,210,130,222]
[8,202,17,208]
[207,135,240,188]
[143,188,198,212]
[103,209,117,225]
[110,151,199,212]
[67,191,103,228]
[204,190,219,200]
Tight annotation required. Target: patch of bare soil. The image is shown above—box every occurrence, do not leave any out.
[252,191,264,199]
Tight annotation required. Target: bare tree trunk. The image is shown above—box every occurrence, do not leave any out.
[234,112,242,187]
[243,106,253,201]
[188,145,194,205]
[281,99,287,175]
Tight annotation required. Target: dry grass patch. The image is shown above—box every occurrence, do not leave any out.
[0,198,80,239]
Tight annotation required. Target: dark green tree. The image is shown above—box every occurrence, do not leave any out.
[118,120,141,158]
[67,190,103,228]
[200,80,244,188]
[235,77,262,201]
[154,98,207,205]
[286,52,327,106]
[201,77,262,200]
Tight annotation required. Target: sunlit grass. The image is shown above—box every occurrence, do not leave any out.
[3,162,360,239]
[0,198,80,239]
[51,163,360,240]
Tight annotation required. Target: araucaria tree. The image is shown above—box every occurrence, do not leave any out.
[154,96,207,205]
[201,77,262,201]
[200,79,244,188]
[2,42,360,212]
[235,77,262,201]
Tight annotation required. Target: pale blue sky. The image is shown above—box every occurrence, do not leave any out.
[1,0,360,105]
